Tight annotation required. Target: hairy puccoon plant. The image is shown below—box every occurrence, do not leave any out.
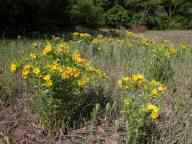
[118,73,167,143]
[10,39,107,130]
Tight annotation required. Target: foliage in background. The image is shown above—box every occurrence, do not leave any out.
[70,0,105,26]
[0,0,192,35]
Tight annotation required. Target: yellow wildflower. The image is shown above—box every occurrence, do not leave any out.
[48,61,62,73]
[72,51,87,66]
[61,67,80,80]
[151,89,159,97]
[158,84,167,93]
[151,111,159,121]
[43,74,51,81]
[43,75,53,88]
[10,63,17,73]
[132,74,145,83]
[72,32,80,37]
[147,104,160,121]
[22,65,31,79]
[43,42,52,55]
[33,67,41,77]
[168,48,177,56]
[79,32,91,39]
[87,66,107,79]
[118,76,130,89]
[127,32,135,38]
[46,80,53,88]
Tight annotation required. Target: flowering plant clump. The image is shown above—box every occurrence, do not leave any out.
[10,40,106,128]
[118,73,167,143]
[72,32,92,41]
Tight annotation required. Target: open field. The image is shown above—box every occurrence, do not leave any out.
[142,31,192,45]
[0,31,192,144]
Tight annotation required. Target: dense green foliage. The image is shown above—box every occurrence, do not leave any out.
[0,0,192,34]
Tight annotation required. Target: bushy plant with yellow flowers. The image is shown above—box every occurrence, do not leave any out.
[72,32,92,42]
[149,40,176,82]
[10,40,106,129]
[118,73,167,143]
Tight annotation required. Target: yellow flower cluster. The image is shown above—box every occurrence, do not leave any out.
[12,40,105,90]
[22,65,31,79]
[119,74,167,97]
[118,73,145,89]
[72,32,91,40]
[43,75,53,88]
[79,32,91,38]
[91,35,113,45]
[127,32,136,38]
[168,47,177,56]
[158,84,167,92]
[33,67,41,77]
[119,73,167,121]
[118,76,130,89]
[132,74,145,83]
[61,67,80,80]
[47,61,62,73]
[72,51,87,66]
[43,42,52,55]
[150,81,167,97]
[140,37,154,46]
[87,66,108,79]
[10,63,17,73]
[147,103,160,121]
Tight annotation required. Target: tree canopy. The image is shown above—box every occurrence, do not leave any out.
[0,0,192,35]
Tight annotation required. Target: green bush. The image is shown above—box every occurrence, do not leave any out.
[10,39,106,129]
[1,0,192,34]
[119,73,167,143]
[104,5,130,27]
[70,0,104,26]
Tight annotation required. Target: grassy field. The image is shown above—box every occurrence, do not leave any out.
[0,31,192,144]
[142,31,192,45]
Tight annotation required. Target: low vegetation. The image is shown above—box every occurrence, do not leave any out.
[0,31,192,143]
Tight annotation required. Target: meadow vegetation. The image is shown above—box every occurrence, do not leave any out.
[0,31,192,143]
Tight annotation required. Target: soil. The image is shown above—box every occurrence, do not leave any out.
[0,105,124,144]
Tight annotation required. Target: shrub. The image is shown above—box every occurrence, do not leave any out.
[104,5,131,27]
[10,39,106,129]
[118,73,167,143]
[70,0,104,26]
[149,40,176,82]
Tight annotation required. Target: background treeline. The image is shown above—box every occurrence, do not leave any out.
[0,0,192,34]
